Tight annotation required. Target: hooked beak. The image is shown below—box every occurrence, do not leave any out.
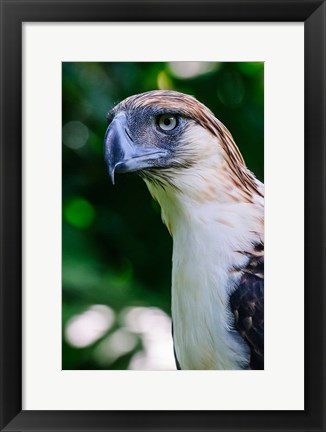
[104,113,167,184]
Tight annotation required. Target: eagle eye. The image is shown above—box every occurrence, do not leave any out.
[157,114,178,131]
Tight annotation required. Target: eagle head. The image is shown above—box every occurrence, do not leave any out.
[105,90,262,214]
[105,91,213,183]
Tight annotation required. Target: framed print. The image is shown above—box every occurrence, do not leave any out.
[0,1,325,431]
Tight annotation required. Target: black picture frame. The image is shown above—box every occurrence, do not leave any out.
[0,1,325,431]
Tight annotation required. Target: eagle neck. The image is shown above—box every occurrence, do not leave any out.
[145,177,263,369]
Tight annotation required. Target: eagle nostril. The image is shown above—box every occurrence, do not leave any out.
[125,128,134,142]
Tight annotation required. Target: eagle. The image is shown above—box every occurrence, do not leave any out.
[104,90,264,370]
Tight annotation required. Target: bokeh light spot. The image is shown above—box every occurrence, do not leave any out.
[121,307,176,370]
[157,71,173,90]
[63,121,89,150]
[95,328,138,365]
[64,198,95,229]
[168,62,219,79]
[65,305,115,348]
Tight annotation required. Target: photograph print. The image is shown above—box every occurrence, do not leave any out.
[62,61,264,370]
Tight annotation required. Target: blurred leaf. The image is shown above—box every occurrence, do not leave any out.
[64,198,95,228]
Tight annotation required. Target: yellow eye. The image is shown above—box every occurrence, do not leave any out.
[158,114,177,131]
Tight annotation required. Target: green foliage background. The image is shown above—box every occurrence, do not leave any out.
[62,62,264,369]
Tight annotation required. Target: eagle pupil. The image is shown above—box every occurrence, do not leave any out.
[157,114,177,131]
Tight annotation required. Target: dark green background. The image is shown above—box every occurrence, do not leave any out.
[62,62,264,370]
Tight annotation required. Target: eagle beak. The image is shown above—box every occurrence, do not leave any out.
[104,113,167,184]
